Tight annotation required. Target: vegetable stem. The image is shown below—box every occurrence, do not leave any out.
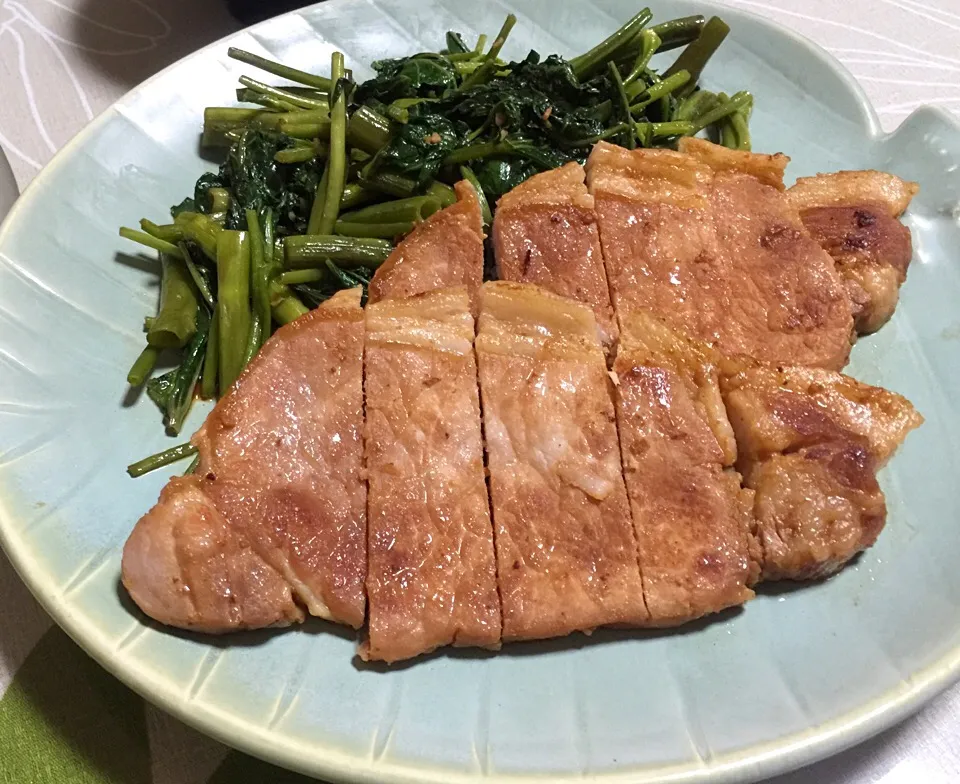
[623,30,661,86]
[279,269,325,286]
[236,88,299,112]
[139,219,183,244]
[357,170,418,198]
[442,141,507,166]
[347,106,395,153]
[238,76,328,111]
[201,310,219,399]
[663,16,730,94]
[119,227,182,259]
[216,230,252,390]
[315,52,347,236]
[202,107,271,146]
[608,61,636,149]
[628,69,690,109]
[459,166,492,227]
[426,181,457,208]
[148,255,199,349]
[689,90,752,133]
[127,443,198,478]
[648,15,705,51]
[340,182,378,210]
[570,7,653,80]
[485,14,517,62]
[339,195,441,225]
[274,143,328,164]
[242,313,263,366]
[228,47,332,91]
[173,212,222,262]
[284,235,394,267]
[127,345,159,386]
[334,220,413,238]
[178,243,214,308]
[246,208,267,354]
[270,282,309,324]
[166,305,209,435]
[634,120,695,142]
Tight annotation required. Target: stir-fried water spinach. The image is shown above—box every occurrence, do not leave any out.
[120,7,751,475]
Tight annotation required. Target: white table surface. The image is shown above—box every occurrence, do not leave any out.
[1,1,958,781]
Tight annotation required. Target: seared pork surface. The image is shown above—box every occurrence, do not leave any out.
[722,365,922,580]
[122,480,304,632]
[787,170,918,216]
[476,282,647,640]
[586,139,854,370]
[122,289,367,630]
[362,287,501,662]
[368,181,484,305]
[492,162,618,348]
[613,311,756,624]
[787,171,918,335]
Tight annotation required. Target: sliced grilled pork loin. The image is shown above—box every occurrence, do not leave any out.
[613,310,757,624]
[122,289,367,631]
[586,138,854,370]
[122,480,304,632]
[722,364,922,581]
[787,170,919,335]
[476,282,647,640]
[362,287,501,663]
[787,170,918,216]
[492,162,618,349]
[368,180,484,305]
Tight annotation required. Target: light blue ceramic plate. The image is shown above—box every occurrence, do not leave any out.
[2,1,959,781]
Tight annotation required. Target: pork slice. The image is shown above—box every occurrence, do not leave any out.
[744,447,886,581]
[122,288,367,630]
[368,180,484,305]
[586,140,854,370]
[787,171,918,335]
[787,170,919,217]
[362,287,500,663]
[493,162,618,348]
[722,365,922,580]
[476,282,647,640]
[122,479,304,633]
[677,136,789,189]
[613,310,756,624]
[722,365,923,467]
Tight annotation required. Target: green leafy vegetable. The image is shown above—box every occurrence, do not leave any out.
[356,54,458,104]
[121,8,752,466]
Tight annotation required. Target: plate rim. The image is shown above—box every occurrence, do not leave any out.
[1,1,959,781]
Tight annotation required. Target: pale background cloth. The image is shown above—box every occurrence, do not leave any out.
[1,0,959,781]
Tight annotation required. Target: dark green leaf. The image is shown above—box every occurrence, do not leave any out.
[472,157,539,199]
[198,129,325,234]
[445,31,470,54]
[293,261,375,308]
[373,113,467,185]
[193,172,225,214]
[146,369,177,413]
[356,54,458,104]
[170,196,197,218]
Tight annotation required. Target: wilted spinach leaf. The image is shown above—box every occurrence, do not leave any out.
[170,197,197,218]
[373,113,467,185]
[367,51,616,191]
[146,369,177,414]
[188,129,324,234]
[356,54,458,104]
[293,261,375,307]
